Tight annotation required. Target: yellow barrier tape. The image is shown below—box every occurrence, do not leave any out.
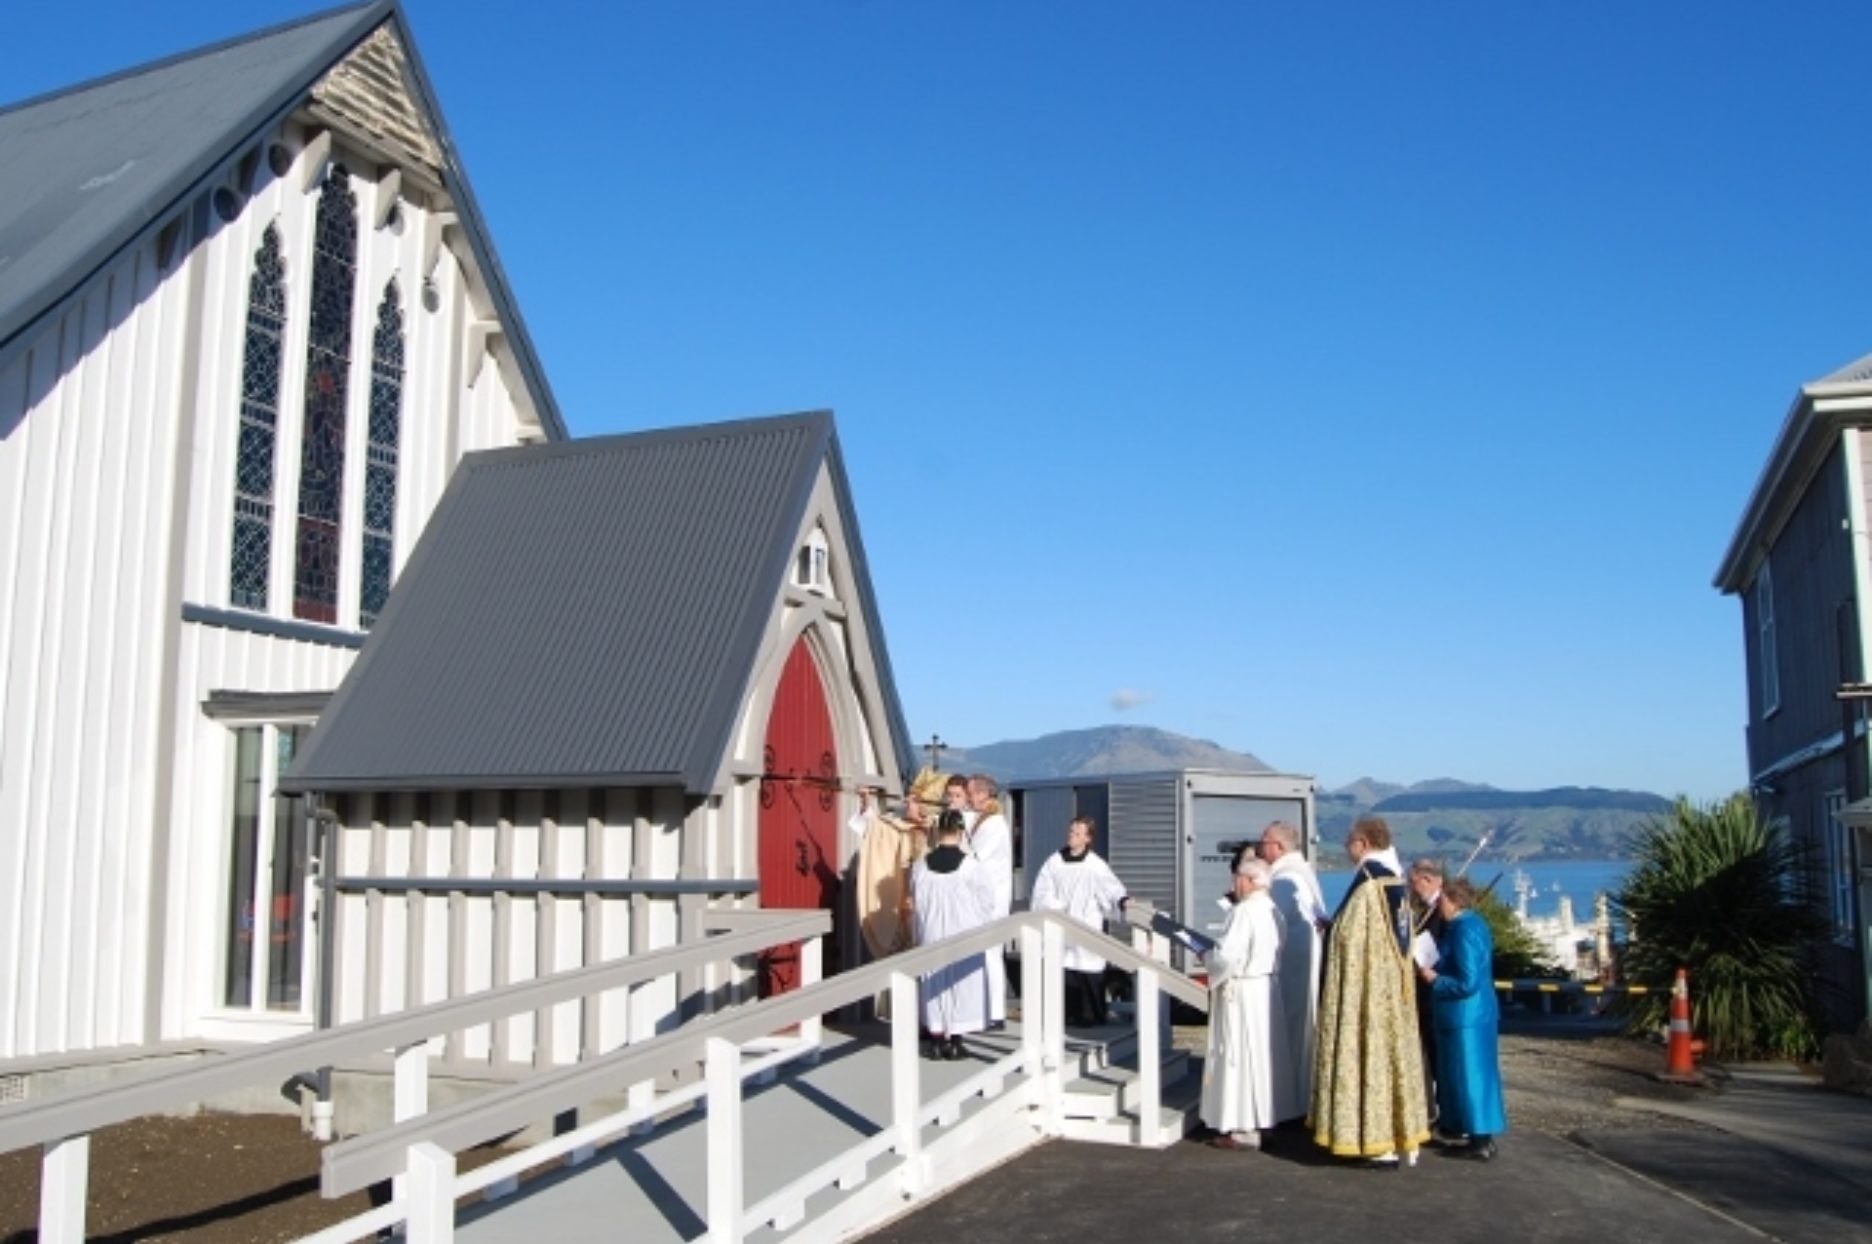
[1491,980,1651,994]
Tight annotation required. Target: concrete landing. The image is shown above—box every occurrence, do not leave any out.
[454,1022,1145,1243]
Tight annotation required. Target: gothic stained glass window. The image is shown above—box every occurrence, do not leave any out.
[230,225,286,610]
[292,166,358,624]
[360,280,404,629]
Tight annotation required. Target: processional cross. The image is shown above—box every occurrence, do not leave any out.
[924,733,948,771]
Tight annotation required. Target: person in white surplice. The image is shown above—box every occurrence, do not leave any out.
[1201,856,1298,1151]
[1256,820,1325,1113]
[1028,814,1129,1027]
[964,774,1013,1026]
[912,810,996,1060]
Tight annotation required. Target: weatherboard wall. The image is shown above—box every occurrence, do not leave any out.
[1742,439,1857,782]
[0,129,541,1057]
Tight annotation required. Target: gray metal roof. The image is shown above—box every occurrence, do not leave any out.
[1810,349,1872,388]
[0,0,565,439]
[284,412,915,794]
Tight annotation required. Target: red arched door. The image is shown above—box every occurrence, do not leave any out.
[758,636,841,995]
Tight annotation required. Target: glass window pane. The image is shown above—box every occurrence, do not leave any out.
[229,225,286,612]
[223,728,263,1008]
[293,168,358,623]
[359,281,403,629]
[266,727,311,1010]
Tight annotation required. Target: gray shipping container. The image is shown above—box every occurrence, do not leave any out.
[1010,769,1318,958]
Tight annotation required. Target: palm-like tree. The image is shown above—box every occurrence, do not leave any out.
[1611,795,1825,1060]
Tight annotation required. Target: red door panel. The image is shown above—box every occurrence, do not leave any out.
[758,637,841,995]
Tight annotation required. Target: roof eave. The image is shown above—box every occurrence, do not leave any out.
[386,6,566,442]
[1714,385,1872,594]
[279,769,689,795]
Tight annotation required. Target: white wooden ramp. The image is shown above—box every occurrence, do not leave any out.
[455,1021,1197,1244]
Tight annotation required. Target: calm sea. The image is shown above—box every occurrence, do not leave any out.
[1317,858,1632,921]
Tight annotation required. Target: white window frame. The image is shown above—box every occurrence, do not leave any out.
[1824,788,1855,945]
[214,720,319,1020]
[797,527,832,596]
[1756,562,1780,718]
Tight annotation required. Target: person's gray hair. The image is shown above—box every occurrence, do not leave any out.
[1234,857,1272,887]
[1409,858,1445,881]
[1263,821,1300,852]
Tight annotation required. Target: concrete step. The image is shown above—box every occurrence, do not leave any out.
[1060,1049,1191,1122]
[1057,1069,1203,1149]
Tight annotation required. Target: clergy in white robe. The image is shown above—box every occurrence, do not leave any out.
[1259,821,1326,1112]
[1028,816,1128,1027]
[912,811,997,1058]
[1201,857,1297,1149]
[965,775,1014,1024]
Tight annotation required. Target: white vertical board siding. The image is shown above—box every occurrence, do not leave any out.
[0,231,189,1058]
[321,786,702,1071]
[3,135,543,1058]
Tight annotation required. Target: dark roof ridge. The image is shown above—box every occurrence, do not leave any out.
[0,0,386,120]
[462,410,834,470]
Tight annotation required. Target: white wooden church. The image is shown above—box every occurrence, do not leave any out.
[0,0,914,1069]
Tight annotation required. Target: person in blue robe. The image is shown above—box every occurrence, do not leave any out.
[1417,876,1507,1161]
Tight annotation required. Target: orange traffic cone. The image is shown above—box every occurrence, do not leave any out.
[1657,966,1705,1085]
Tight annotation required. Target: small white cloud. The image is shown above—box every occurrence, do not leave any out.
[1109,688,1154,712]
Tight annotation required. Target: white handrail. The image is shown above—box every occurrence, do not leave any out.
[319,912,1206,1226]
[2,909,828,1244]
[0,909,829,1154]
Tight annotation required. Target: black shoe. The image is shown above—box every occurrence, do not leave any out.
[1449,1137,1497,1162]
[986,1020,1006,1032]
[942,1037,963,1061]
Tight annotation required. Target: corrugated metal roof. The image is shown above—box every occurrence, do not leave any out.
[0,3,380,349]
[0,1,565,439]
[285,412,915,794]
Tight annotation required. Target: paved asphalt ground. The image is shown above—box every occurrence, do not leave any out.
[864,1047,1872,1244]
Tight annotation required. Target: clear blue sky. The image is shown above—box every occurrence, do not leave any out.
[13,1,1871,800]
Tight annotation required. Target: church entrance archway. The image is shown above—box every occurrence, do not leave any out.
[758,635,842,996]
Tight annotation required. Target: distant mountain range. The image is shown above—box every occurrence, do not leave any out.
[946,725,1666,862]
[937,725,1270,781]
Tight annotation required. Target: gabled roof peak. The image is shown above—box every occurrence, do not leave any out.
[0,0,564,439]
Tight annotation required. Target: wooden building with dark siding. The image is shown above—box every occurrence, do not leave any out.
[1717,353,1872,1033]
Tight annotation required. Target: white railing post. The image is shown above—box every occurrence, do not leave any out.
[1020,923,1043,1081]
[705,1036,744,1243]
[405,1141,457,1244]
[1137,965,1162,1146]
[392,1040,430,1202]
[39,1134,89,1244]
[1042,918,1066,1135]
[393,1040,430,1120]
[799,935,824,1061]
[889,970,923,1187]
